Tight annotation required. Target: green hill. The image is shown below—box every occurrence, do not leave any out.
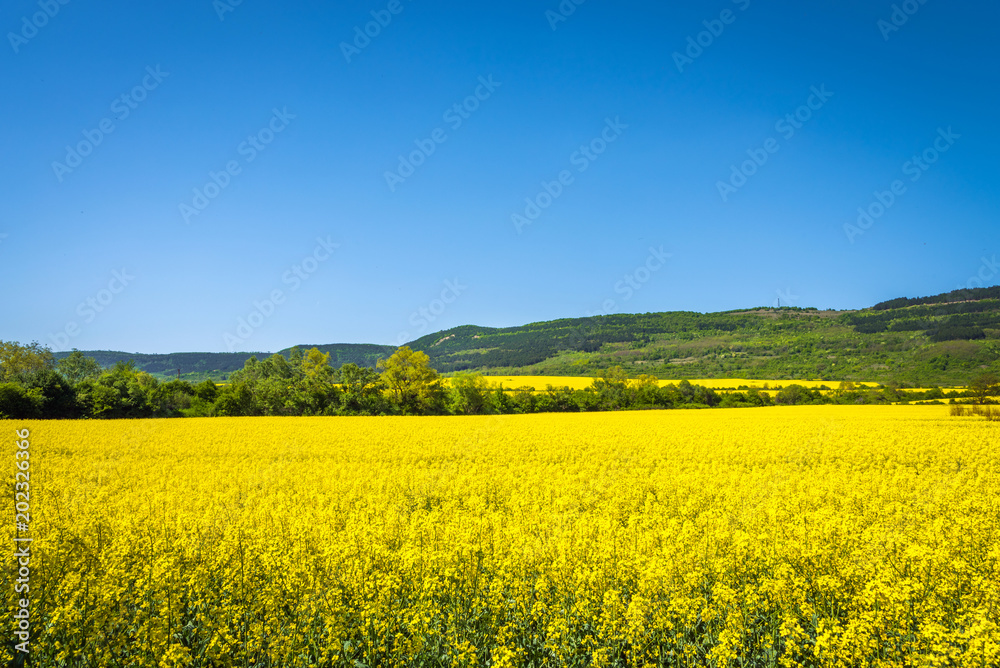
[52,344,395,382]
[404,290,1000,386]
[275,344,396,368]
[50,287,1000,386]
[49,350,265,382]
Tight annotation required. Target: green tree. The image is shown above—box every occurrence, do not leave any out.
[774,384,819,406]
[57,349,102,384]
[0,341,55,382]
[194,379,220,403]
[24,369,80,418]
[0,383,44,419]
[377,346,445,414]
[508,386,538,414]
[302,348,333,383]
[0,342,81,418]
[155,379,196,417]
[261,353,295,380]
[744,388,772,407]
[969,372,1000,404]
[339,363,387,415]
[676,379,696,403]
[449,372,492,415]
[836,381,857,396]
[74,381,117,418]
[231,355,261,383]
[591,366,631,410]
[294,348,338,415]
[86,361,161,418]
[224,354,303,415]
[488,384,515,414]
[691,384,721,407]
[536,385,580,413]
[213,381,259,417]
[183,379,218,417]
[632,374,661,407]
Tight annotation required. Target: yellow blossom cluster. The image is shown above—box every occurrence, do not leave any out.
[2,405,997,666]
[461,376,882,391]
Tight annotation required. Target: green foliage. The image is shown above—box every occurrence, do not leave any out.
[49,343,397,383]
[3,339,987,418]
[872,285,1000,310]
[278,343,394,369]
[7,286,1000,419]
[339,363,389,415]
[377,346,446,415]
[774,384,822,406]
[449,372,492,415]
[23,368,80,418]
[155,379,197,417]
[0,383,44,419]
[42,287,1000,387]
[85,361,163,418]
[397,290,1000,386]
[969,372,1000,404]
[591,365,631,410]
[57,349,102,384]
[213,381,258,417]
[536,385,581,413]
[194,379,219,402]
[0,340,55,382]
[487,384,515,414]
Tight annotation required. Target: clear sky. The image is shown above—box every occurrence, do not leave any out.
[2,0,997,354]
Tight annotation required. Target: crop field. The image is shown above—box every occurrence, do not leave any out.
[473,376,883,392]
[3,406,998,666]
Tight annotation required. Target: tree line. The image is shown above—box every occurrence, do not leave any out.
[0,340,996,419]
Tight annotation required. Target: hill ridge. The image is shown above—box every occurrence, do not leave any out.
[50,286,1000,385]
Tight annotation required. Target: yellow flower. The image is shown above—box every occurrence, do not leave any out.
[7,405,996,666]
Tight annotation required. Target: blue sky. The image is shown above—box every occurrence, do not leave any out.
[2,0,997,354]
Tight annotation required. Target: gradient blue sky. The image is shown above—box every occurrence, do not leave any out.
[2,0,998,354]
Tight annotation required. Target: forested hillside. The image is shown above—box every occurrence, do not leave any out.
[47,287,1000,386]
[52,344,395,382]
[407,288,1000,386]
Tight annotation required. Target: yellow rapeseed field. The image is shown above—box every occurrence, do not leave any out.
[3,406,998,666]
[474,376,881,391]
[474,375,597,390]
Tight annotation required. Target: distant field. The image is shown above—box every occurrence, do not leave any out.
[475,375,883,391]
[224,376,893,393]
